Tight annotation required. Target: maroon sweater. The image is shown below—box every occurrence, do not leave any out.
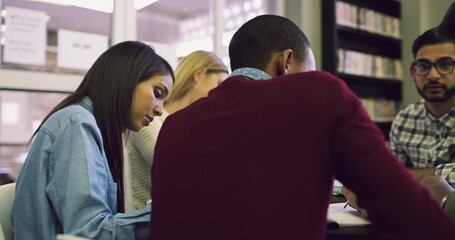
[149,71,455,239]
[439,1,455,38]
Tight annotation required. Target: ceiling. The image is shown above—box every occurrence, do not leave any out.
[5,0,218,22]
[140,0,212,20]
[2,0,250,43]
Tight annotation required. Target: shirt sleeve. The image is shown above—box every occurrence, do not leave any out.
[436,163,455,187]
[46,112,150,240]
[128,117,164,166]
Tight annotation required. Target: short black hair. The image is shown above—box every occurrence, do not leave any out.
[411,27,455,59]
[229,14,311,71]
[438,2,455,39]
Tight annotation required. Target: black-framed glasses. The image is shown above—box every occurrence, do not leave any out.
[412,58,455,76]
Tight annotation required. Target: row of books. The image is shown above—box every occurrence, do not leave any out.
[360,98,400,122]
[337,49,402,80]
[336,1,400,39]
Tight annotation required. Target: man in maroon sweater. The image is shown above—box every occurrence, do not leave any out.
[439,1,454,38]
[149,15,455,239]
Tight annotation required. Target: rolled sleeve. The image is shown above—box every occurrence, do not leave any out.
[436,163,455,187]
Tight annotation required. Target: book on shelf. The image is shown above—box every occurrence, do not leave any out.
[360,98,399,122]
[336,0,400,38]
[337,49,402,80]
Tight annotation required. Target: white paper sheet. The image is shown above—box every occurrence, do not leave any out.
[4,6,47,65]
[327,202,371,227]
[57,29,108,70]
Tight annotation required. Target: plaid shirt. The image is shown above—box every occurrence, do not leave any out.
[389,100,455,187]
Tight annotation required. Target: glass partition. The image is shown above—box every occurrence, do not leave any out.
[0,0,111,74]
[0,0,272,181]
[136,0,269,69]
[0,89,68,180]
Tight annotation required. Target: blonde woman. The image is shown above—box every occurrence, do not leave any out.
[126,50,229,210]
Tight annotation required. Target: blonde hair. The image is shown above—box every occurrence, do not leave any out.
[166,50,228,104]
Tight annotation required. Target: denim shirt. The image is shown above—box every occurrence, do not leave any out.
[12,97,150,240]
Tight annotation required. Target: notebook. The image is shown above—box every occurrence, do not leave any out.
[327,202,371,227]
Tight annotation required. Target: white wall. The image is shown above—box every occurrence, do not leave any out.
[285,0,322,70]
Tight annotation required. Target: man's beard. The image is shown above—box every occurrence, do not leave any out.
[416,83,455,103]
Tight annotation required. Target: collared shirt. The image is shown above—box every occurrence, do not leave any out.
[12,96,150,240]
[389,99,455,187]
[230,67,272,80]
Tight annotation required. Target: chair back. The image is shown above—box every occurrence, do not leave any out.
[0,223,5,240]
[0,183,15,240]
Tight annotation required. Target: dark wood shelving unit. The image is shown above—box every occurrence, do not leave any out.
[321,0,402,140]
[337,73,402,100]
[337,26,401,58]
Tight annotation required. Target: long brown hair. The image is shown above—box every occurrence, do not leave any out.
[32,41,174,212]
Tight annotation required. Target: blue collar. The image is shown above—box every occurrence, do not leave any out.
[230,67,272,80]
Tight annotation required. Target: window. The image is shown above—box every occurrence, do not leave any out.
[136,0,269,69]
[1,0,111,74]
[0,89,69,179]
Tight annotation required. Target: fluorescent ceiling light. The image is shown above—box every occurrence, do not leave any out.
[29,0,158,13]
[29,0,69,6]
[135,0,159,10]
[29,0,112,12]
[71,0,113,13]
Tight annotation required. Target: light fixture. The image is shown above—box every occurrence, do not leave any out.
[28,0,158,13]
[29,0,69,7]
[135,0,159,10]
[28,0,112,13]
[70,0,113,13]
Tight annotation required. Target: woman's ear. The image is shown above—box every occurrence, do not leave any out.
[276,49,293,76]
[193,67,206,82]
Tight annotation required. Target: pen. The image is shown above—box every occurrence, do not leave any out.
[343,201,349,209]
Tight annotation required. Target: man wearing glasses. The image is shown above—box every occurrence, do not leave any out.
[418,2,455,229]
[344,3,455,229]
[389,27,455,187]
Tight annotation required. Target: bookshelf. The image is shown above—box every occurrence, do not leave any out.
[322,0,402,140]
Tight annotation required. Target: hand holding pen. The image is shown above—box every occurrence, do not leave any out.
[341,186,369,218]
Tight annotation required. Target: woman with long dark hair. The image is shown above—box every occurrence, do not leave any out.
[12,41,174,239]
